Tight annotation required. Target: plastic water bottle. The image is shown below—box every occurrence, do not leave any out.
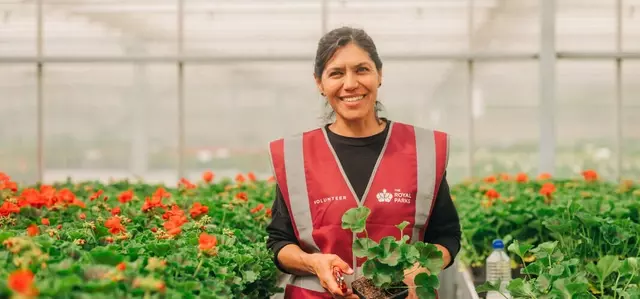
[485,239,511,299]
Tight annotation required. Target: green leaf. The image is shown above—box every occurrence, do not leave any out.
[596,255,622,281]
[147,241,171,257]
[0,231,16,243]
[242,271,258,283]
[361,260,398,288]
[341,207,370,233]
[82,279,117,293]
[619,257,639,275]
[549,264,565,277]
[414,273,439,289]
[402,245,420,265]
[552,278,589,297]
[89,247,124,266]
[414,243,444,275]
[369,237,402,266]
[507,279,536,298]
[521,261,543,276]
[535,275,551,292]
[396,221,410,232]
[476,280,501,293]
[53,275,83,293]
[507,240,533,259]
[414,273,439,299]
[353,238,377,258]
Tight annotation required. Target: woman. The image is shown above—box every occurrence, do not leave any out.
[266,26,461,299]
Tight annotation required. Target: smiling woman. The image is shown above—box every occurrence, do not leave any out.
[266,26,462,299]
[313,28,386,137]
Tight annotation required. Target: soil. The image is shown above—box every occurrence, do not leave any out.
[351,277,408,299]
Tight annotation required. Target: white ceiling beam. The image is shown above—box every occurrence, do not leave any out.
[54,1,500,14]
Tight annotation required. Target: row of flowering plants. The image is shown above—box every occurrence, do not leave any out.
[0,171,281,298]
[452,170,640,296]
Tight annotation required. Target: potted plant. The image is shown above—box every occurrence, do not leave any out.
[341,207,444,299]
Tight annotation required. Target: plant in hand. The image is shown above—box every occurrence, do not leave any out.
[341,207,443,299]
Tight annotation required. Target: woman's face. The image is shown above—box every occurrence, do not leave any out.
[316,42,382,123]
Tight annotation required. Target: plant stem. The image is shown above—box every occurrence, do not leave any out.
[621,273,636,293]
[194,258,204,277]
[613,272,621,299]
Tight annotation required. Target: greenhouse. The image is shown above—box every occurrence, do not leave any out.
[1,0,639,298]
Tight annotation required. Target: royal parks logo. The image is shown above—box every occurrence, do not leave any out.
[376,189,411,204]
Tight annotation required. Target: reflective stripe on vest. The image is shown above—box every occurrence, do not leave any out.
[282,134,321,253]
[270,122,448,297]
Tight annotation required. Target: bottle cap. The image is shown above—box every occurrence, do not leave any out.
[492,239,504,249]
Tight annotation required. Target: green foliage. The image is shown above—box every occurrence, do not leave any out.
[463,173,640,298]
[478,240,640,298]
[341,206,443,299]
[0,176,281,298]
[452,174,640,268]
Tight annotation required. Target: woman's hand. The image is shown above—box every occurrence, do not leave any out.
[404,244,451,299]
[305,253,358,299]
[404,262,427,299]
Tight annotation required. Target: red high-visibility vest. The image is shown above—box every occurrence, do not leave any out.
[269,121,449,299]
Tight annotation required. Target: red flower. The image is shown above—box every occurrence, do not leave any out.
[111,206,121,216]
[8,269,38,296]
[540,182,556,197]
[485,189,500,199]
[483,175,497,183]
[247,172,257,182]
[198,233,217,251]
[162,204,185,220]
[164,215,188,229]
[118,190,134,204]
[0,201,20,217]
[0,172,10,182]
[105,216,126,235]
[153,187,171,199]
[235,174,246,183]
[250,204,264,214]
[0,180,18,192]
[190,202,209,219]
[163,215,187,236]
[179,178,196,190]
[537,173,552,180]
[27,224,39,236]
[266,208,272,217]
[202,171,214,183]
[58,188,76,205]
[90,190,104,201]
[79,213,86,220]
[582,170,598,182]
[235,192,248,201]
[142,196,166,212]
[41,218,50,226]
[21,188,47,209]
[116,262,126,271]
[516,173,528,183]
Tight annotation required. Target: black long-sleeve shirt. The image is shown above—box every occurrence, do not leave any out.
[266,119,461,273]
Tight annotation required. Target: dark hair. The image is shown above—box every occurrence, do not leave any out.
[314,26,385,123]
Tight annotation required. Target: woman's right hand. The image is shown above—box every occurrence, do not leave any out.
[305,253,357,299]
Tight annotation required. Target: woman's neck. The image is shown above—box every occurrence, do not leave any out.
[329,116,386,138]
